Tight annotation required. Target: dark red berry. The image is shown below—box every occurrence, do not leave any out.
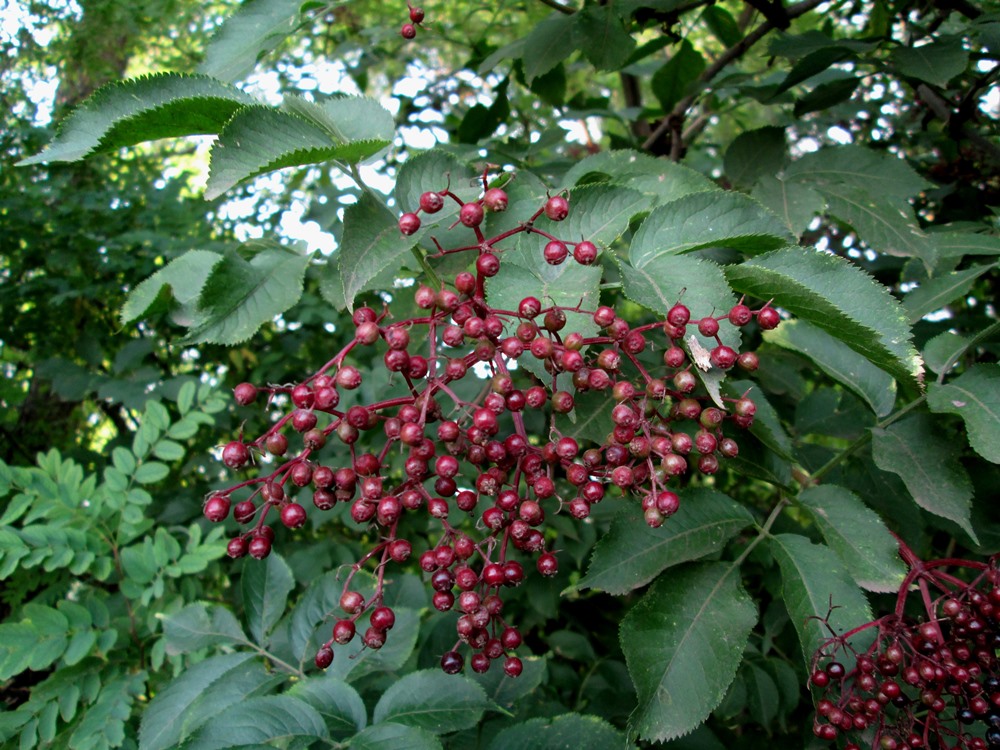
[409,5,424,23]
[315,646,334,669]
[543,240,568,265]
[399,212,421,235]
[476,252,500,277]
[460,202,485,227]
[222,441,251,469]
[503,656,523,677]
[483,188,508,212]
[280,503,307,528]
[728,303,752,326]
[537,552,558,576]
[248,535,272,559]
[757,306,780,329]
[573,240,598,265]
[697,316,720,337]
[204,495,230,522]
[400,23,416,39]
[667,303,690,327]
[544,195,569,221]
[441,651,464,674]
[226,537,248,558]
[233,382,258,405]
[419,191,443,213]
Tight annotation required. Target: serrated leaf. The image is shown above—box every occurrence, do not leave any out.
[572,5,636,71]
[70,673,145,750]
[536,184,648,250]
[928,364,1000,464]
[554,390,614,444]
[871,413,977,541]
[242,552,295,645]
[619,255,739,351]
[162,603,249,655]
[206,105,387,198]
[891,35,969,87]
[774,47,854,94]
[769,534,872,665]
[751,175,823,238]
[629,192,793,268]
[326,607,420,681]
[799,485,907,592]
[186,245,310,345]
[725,247,923,384]
[470,655,546,708]
[923,330,970,375]
[487,713,625,750]
[283,94,394,144]
[18,73,254,165]
[562,149,716,206]
[139,653,258,750]
[725,379,794,459]
[348,722,443,750]
[903,263,997,323]
[372,670,489,734]
[793,76,860,116]
[932,231,1000,259]
[287,675,366,739]
[522,13,576,83]
[764,319,896,417]
[201,0,329,82]
[338,192,421,307]
[186,695,328,750]
[823,184,935,263]
[651,40,705,112]
[785,145,932,201]
[394,150,478,219]
[121,251,223,325]
[573,489,753,594]
[724,127,789,189]
[621,562,756,743]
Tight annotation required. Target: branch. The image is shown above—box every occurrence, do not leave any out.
[643,0,828,155]
[917,83,1000,168]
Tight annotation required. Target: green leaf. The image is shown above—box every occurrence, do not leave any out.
[394,150,478,220]
[283,94,395,145]
[326,608,420,681]
[487,713,625,750]
[725,379,794,460]
[774,47,855,94]
[535,184,648,250]
[139,653,258,750]
[206,105,387,198]
[70,672,146,750]
[242,552,295,645]
[751,176,824,238]
[903,263,998,323]
[348,723,443,750]
[555,390,614,445]
[562,150,716,206]
[793,76,860,116]
[121,250,223,325]
[629,192,794,267]
[470,655,546,708]
[743,662,780,727]
[703,5,742,46]
[619,255,739,351]
[133,461,168,485]
[651,40,705,112]
[723,126,789,189]
[763,319,896,417]
[186,245,310,345]
[785,145,932,202]
[822,184,935,263]
[725,247,923,384]
[287,675,366,739]
[890,36,969,87]
[932,231,1000,259]
[162,603,249,655]
[923,330,970,375]
[769,30,878,58]
[769,534,872,665]
[201,0,324,82]
[522,13,576,83]
[928,364,1000,464]
[573,489,753,594]
[152,440,185,462]
[18,73,254,165]
[798,485,907,592]
[337,193,418,307]
[186,695,328,750]
[575,6,637,70]
[620,562,757,743]
[372,670,489,734]
[871,413,977,541]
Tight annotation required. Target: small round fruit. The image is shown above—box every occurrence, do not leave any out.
[222,441,251,469]
[543,240,568,265]
[204,495,231,522]
[460,202,485,227]
[226,537,248,558]
[573,240,598,265]
[757,306,781,330]
[409,5,424,22]
[537,552,558,577]
[728,303,753,326]
[400,23,416,39]
[233,382,258,405]
[419,191,444,213]
[280,503,308,529]
[544,195,569,221]
[399,212,420,235]
[248,535,272,559]
[315,645,334,669]
[697,316,720,337]
[476,252,500,277]
[503,656,523,677]
[667,303,690,327]
[483,188,508,212]
[441,651,464,674]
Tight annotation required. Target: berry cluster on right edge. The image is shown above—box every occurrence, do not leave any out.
[811,539,1000,750]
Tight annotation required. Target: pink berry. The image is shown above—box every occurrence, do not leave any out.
[399,212,420,235]
[460,202,484,227]
[222,441,251,469]
[483,188,508,212]
[544,195,569,221]
[573,240,598,265]
[419,191,444,213]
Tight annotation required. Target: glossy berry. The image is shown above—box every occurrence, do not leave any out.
[248,535,272,559]
[222,441,251,469]
[280,503,307,529]
[400,23,416,39]
[399,212,420,235]
[573,240,598,265]
[204,495,230,522]
[419,191,443,213]
[757,306,780,329]
[667,303,690,327]
[544,195,569,221]
[476,252,500,277]
[483,188,508,212]
[409,5,424,22]
[728,303,753,326]
[503,656,523,677]
[543,240,568,265]
[233,382,258,405]
[315,645,334,669]
[441,651,464,674]
[226,537,248,558]
[697,316,720,337]
[460,202,484,227]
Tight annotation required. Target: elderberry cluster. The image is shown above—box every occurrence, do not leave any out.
[400,3,424,39]
[811,544,1000,750]
[204,168,779,677]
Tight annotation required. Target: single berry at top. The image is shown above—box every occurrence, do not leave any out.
[483,188,508,212]
[399,212,421,235]
[460,202,485,227]
[409,5,424,23]
[419,191,444,213]
[544,195,569,221]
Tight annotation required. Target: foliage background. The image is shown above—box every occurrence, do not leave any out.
[1,0,998,748]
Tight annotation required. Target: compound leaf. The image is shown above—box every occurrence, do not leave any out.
[927,364,1000,464]
[372,670,489,734]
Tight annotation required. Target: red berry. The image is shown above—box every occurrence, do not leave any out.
[757,306,780,329]
[419,191,444,213]
[370,606,396,631]
[204,495,231,522]
[409,6,424,23]
[543,240,568,265]
[233,382,258,405]
[667,303,690,327]
[728,303,752,326]
[340,590,365,614]
[544,195,569,221]
[460,202,484,227]
[697,316,720,337]
[537,552,558,576]
[280,503,307,529]
[226,537,248,558]
[476,252,500,277]
[503,656,523,677]
[573,240,598,265]
[483,188,508,212]
[315,646,334,669]
[222,441,251,469]
[399,212,421,235]
[400,23,416,39]
[248,535,272,559]
[441,651,464,674]
[710,345,737,369]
